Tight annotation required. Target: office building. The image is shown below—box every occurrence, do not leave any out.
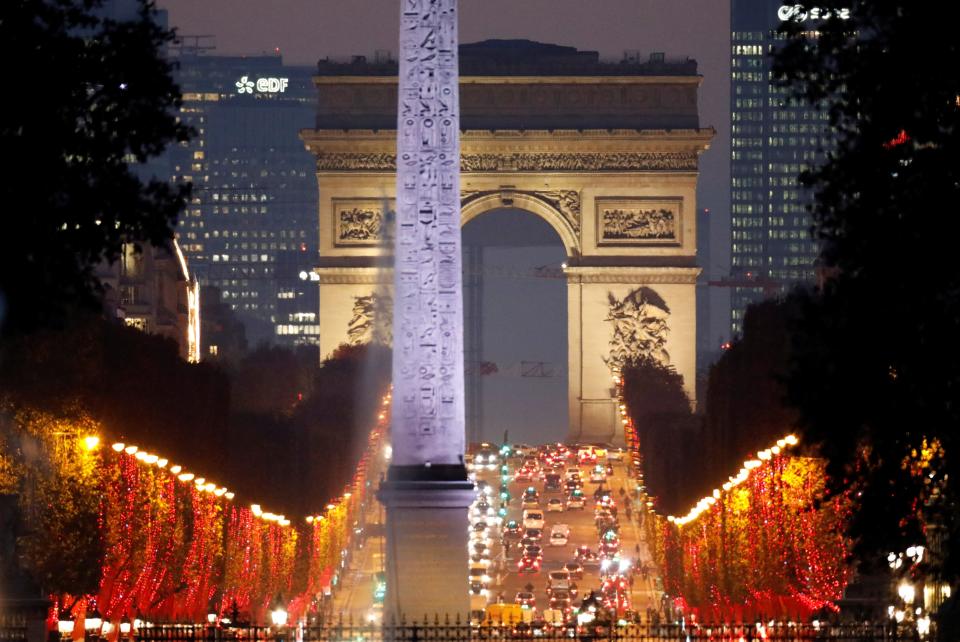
[729,0,835,335]
[166,52,320,349]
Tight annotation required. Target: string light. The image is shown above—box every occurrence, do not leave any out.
[74,389,392,626]
[668,436,800,526]
[617,367,847,620]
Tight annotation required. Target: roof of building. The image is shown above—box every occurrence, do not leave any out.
[315,39,698,77]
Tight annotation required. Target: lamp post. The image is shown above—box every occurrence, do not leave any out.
[118,617,131,641]
[83,607,103,642]
[57,614,75,642]
[269,594,287,642]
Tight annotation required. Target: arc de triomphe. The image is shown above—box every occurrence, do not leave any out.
[301,41,713,444]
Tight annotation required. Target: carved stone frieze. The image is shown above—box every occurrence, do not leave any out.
[348,292,393,346]
[334,199,390,245]
[605,286,671,373]
[537,190,581,235]
[315,151,698,172]
[597,198,682,246]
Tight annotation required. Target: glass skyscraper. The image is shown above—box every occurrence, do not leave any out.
[166,54,320,349]
[729,0,833,334]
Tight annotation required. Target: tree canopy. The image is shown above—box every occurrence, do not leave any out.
[774,2,960,581]
[0,0,190,335]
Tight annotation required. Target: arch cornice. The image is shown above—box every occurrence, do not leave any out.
[459,190,580,257]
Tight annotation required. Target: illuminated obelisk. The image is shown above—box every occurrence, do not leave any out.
[378,0,474,621]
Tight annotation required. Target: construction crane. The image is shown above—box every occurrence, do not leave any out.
[168,35,216,57]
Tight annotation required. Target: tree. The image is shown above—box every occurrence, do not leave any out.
[774,2,960,584]
[703,298,799,484]
[622,356,700,514]
[0,0,191,335]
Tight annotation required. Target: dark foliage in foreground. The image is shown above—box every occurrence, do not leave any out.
[0,0,191,336]
[0,315,390,515]
[774,1,960,584]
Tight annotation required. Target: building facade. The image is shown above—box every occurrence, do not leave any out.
[166,54,320,349]
[98,241,201,363]
[302,40,712,443]
[729,0,837,335]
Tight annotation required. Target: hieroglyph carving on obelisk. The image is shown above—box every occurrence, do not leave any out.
[392,0,465,468]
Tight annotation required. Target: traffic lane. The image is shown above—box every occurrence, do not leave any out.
[498,469,629,612]
[477,456,641,611]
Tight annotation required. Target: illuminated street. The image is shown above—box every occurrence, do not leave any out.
[468,445,663,624]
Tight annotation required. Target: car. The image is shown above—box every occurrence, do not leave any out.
[520,535,539,549]
[563,561,584,580]
[517,555,541,574]
[550,523,570,544]
[523,527,543,541]
[514,469,531,483]
[474,443,499,468]
[523,510,545,530]
[575,545,601,568]
[595,493,615,509]
[566,494,585,510]
[544,473,562,491]
[565,479,583,493]
[590,469,606,483]
[599,541,619,558]
[577,447,598,464]
[474,497,493,512]
[471,541,489,556]
[521,487,540,507]
[596,517,618,535]
[515,591,536,608]
[546,570,571,594]
[470,552,491,567]
[470,532,493,547]
[503,519,522,536]
[524,544,543,560]
[547,498,565,512]
[469,566,491,585]
[549,589,573,610]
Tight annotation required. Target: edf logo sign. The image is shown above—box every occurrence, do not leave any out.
[235,76,290,94]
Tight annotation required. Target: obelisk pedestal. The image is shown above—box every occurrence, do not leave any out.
[377,0,475,623]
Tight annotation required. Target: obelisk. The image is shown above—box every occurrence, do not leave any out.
[378,0,474,622]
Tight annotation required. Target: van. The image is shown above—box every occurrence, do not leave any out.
[544,473,562,491]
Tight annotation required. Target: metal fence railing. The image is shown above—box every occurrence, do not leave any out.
[0,615,26,642]
[129,620,925,642]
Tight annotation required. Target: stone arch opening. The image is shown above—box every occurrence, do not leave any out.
[460,191,580,259]
[461,207,569,446]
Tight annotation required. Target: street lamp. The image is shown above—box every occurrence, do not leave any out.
[270,594,288,628]
[57,614,75,640]
[84,607,103,641]
[118,617,132,640]
[898,581,916,605]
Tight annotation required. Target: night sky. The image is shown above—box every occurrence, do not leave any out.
[158,0,732,442]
